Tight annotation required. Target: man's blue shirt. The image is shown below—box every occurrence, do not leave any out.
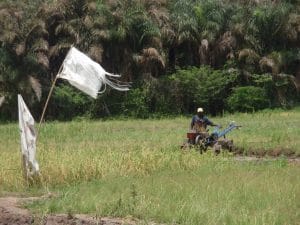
[191,115,213,129]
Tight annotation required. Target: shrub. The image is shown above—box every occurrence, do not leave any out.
[121,87,150,118]
[165,66,239,115]
[51,84,92,120]
[227,86,269,112]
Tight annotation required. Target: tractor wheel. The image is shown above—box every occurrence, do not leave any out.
[195,135,207,154]
[181,139,192,151]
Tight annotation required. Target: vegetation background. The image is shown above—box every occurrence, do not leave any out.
[1,1,300,224]
[0,0,299,121]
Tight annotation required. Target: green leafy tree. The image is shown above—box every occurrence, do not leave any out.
[227,86,269,112]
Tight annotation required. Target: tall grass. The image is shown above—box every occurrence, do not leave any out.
[0,108,299,224]
[0,108,299,190]
[30,161,300,225]
[224,108,300,153]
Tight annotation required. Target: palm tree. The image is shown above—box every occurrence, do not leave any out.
[167,0,201,68]
[195,0,236,67]
[244,3,292,54]
[0,2,46,118]
[259,52,299,107]
[101,0,164,81]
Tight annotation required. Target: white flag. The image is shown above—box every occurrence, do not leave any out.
[18,95,39,176]
[58,47,130,99]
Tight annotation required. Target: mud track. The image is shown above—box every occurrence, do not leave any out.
[231,147,300,164]
[0,196,142,225]
[233,156,300,164]
[232,147,300,158]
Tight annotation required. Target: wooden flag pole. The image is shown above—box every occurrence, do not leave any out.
[37,46,73,133]
[38,75,59,130]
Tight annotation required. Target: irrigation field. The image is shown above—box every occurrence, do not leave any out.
[0,108,299,224]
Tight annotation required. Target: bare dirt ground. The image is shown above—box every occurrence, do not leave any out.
[0,196,140,225]
[232,147,300,165]
[182,142,300,164]
[232,146,300,158]
[234,156,300,164]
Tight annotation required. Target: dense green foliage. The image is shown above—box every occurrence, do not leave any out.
[0,0,299,120]
[227,86,269,112]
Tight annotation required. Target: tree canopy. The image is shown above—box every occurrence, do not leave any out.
[0,0,299,120]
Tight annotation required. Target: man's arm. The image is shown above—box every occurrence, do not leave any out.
[204,117,218,127]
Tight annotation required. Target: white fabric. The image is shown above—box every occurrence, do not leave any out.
[18,95,39,176]
[58,47,130,98]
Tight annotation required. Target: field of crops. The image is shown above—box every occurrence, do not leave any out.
[0,108,299,224]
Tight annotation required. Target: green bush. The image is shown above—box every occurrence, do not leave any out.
[227,86,269,112]
[51,84,92,120]
[164,66,239,115]
[122,87,150,118]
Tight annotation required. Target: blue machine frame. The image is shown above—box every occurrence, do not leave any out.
[203,122,241,147]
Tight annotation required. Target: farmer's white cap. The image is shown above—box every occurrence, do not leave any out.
[197,107,204,113]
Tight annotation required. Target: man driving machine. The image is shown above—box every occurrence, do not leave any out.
[190,107,218,133]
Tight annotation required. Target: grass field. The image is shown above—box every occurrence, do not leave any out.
[0,108,299,224]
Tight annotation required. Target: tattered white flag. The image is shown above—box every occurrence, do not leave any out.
[18,95,39,177]
[57,47,130,98]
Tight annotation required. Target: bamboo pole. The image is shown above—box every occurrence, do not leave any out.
[38,68,61,131]
[22,154,29,185]
[38,47,74,130]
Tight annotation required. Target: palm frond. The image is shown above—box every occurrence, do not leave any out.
[32,39,49,53]
[92,29,110,41]
[276,73,299,91]
[199,39,210,65]
[46,12,65,27]
[49,43,71,58]
[84,16,93,29]
[0,96,5,108]
[142,47,165,68]
[220,32,236,51]
[0,31,18,44]
[106,0,118,8]
[37,52,49,69]
[26,21,48,39]
[238,49,260,63]
[88,45,104,63]
[28,76,42,101]
[87,1,97,12]
[161,26,175,43]
[285,13,300,42]
[15,42,26,56]
[132,53,143,64]
[0,8,20,43]
[147,6,169,26]
[92,17,107,28]
[259,57,279,74]
[149,36,162,49]
[55,23,79,42]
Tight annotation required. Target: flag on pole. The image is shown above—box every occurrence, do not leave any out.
[18,95,39,177]
[57,47,130,99]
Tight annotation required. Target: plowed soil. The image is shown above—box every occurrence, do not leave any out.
[232,147,300,158]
